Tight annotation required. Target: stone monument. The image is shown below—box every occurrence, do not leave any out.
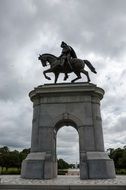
[21,83,115,179]
[21,42,115,179]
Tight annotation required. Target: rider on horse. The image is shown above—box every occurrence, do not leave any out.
[48,41,77,80]
[59,41,77,71]
[38,42,97,83]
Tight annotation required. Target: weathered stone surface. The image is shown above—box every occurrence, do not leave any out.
[21,83,115,179]
[88,159,116,179]
[21,160,44,179]
[26,152,46,160]
[1,175,126,185]
[79,126,95,151]
[87,152,109,159]
[1,175,126,190]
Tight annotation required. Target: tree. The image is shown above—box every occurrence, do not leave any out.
[118,150,126,169]
[0,146,30,172]
[58,159,70,169]
[109,147,126,169]
[19,148,30,166]
[0,146,9,153]
[0,146,10,172]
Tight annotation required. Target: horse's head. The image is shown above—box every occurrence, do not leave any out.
[38,54,47,67]
[38,53,57,68]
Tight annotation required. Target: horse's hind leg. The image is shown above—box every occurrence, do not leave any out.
[81,69,90,82]
[71,72,81,83]
[64,73,69,81]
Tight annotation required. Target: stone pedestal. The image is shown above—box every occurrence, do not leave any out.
[21,83,115,179]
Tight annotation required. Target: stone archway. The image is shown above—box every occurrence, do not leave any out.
[21,83,115,179]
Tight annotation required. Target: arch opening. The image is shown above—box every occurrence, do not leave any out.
[56,125,80,176]
[54,119,79,133]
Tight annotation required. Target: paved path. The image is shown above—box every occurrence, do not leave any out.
[0,175,126,185]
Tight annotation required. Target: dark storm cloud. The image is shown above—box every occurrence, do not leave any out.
[1,0,126,55]
[0,0,126,162]
[32,0,126,58]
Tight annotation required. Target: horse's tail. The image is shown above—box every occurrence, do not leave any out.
[83,60,97,74]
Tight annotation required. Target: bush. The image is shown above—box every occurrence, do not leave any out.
[116,169,126,175]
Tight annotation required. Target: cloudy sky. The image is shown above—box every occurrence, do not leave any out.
[0,0,126,164]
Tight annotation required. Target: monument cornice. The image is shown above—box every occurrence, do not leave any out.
[29,83,105,102]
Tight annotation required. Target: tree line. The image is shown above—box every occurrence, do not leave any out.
[0,146,30,173]
[0,146,126,174]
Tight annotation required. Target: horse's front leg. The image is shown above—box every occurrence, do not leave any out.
[43,69,52,80]
[54,72,59,83]
[64,73,69,81]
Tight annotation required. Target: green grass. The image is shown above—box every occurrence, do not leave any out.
[0,167,20,174]
[58,169,68,175]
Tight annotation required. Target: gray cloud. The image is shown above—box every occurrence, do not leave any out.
[57,126,79,163]
[0,0,126,163]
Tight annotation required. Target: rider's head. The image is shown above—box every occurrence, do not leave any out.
[61,41,68,48]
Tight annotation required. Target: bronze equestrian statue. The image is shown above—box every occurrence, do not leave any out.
[38,41,97,83]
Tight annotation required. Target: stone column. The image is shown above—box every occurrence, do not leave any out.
[21,90,56,179]
[80,90,115,179]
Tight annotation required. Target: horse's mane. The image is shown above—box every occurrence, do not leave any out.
[42,53,58,59]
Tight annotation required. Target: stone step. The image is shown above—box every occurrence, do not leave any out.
[0,184,126,190]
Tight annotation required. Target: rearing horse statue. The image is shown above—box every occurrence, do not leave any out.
[38,53,97,83]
